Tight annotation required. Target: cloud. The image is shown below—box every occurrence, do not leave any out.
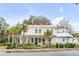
[51,16,64,26]
[59,6,64,12]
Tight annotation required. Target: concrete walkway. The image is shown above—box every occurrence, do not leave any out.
[0,48,79,52]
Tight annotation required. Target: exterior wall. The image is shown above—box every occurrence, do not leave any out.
[51,37,78,44]
[51,37,64,44]
[25,25,53,36]
[20,36,78,45]
[54,28,69,33]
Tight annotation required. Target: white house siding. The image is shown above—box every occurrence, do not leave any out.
[20,37,78,45]
[24,25,53,36]
[51,37,62,44]
[23,25,53,45]
[20,38,23,44]
[24,37,28,44]
[51,37,78,44]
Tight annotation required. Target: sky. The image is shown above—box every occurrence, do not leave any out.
[0,3,79,33]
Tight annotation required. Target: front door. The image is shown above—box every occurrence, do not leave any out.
[35,38,38,45]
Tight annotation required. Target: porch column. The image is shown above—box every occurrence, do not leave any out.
[28,37,30,44]
[33,37,35,45]
[28,37,31,45]
[26,37,28,44]
[20,36,22,44]
[37,38,39,45]
[38,38,41,46]
[41,38,43,45]
[38,38,42,46]
[12,36,15,43]
[24,37,26,44]
[45,38,48,45]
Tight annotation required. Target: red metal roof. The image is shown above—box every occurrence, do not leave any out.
[28,25,53,28]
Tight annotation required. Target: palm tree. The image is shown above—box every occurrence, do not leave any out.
[44,29,53,38]
[44,29,53,45]
[20,22,28,44]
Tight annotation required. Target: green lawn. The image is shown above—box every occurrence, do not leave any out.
[0,46,6,49]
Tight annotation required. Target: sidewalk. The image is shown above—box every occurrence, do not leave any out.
[0,48,79,52]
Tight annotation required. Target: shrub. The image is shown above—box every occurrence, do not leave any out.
[16,44,23,49]
[47,45,56,48]
[65,43,76,48]
[54,43,64,48]
[58,43,64,48]
[6,42,16,49]
[23,45,35,49]
[6,43,12,49]
[55,43,59,48]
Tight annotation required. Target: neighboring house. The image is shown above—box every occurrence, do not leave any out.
[53,25,78,44]
[19,25,78,46]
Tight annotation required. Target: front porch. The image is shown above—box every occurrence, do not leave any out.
[20,36,52,46]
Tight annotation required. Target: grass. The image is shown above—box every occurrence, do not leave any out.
[0,46,6,49]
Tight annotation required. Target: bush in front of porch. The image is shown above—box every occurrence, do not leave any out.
[6,42,77,49]
[6,42,16,49]
[65,43,77,48]
[42,43,77,48]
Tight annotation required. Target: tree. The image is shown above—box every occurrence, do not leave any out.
[20,21,28,44]
[44,29,53,38]
[73,33,79,44]
[23,16,51,25]
[73,33,79,38]
[57,18,73,34]
[0,17,9,44]
[29,16,35,24]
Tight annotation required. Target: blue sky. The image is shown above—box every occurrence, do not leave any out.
[0,3,79,32]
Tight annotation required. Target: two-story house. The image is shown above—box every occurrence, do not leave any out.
[19,25,78,46]
[20,25,53,46]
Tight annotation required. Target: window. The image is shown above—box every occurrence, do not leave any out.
[67,38,69,42]
[49,38,51,42]
[35,29,37,33]
[39,29,41,33]
[63,38,65,42]
[49,38,51,44]
[42,38,45,44]
[31,38,33,42]
[63,30,64,32]
[39,38,41,43]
